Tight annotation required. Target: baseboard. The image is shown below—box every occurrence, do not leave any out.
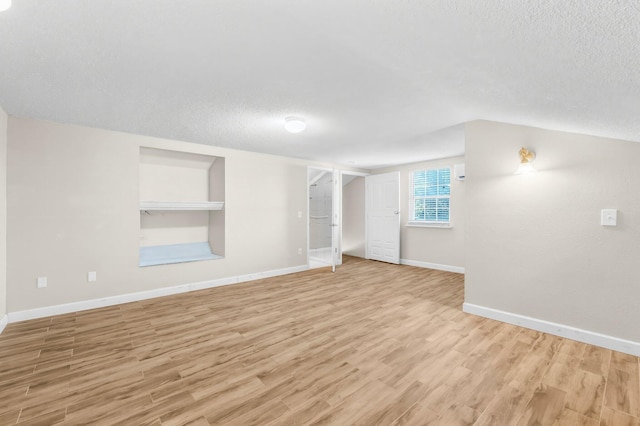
[6,265,309,324]
[400,259,464,274]
[463,302,640,356]
[0,314,7,334]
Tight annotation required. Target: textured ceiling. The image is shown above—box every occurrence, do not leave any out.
[1,1,639,169]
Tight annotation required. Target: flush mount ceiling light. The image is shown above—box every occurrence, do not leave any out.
[284,116,306,134]
[515,147,536,175]
[0,0,11,12]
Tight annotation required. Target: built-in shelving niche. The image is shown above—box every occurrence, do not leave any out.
[139,147,225,267]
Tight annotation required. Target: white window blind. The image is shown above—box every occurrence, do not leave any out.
[409,168,451,225]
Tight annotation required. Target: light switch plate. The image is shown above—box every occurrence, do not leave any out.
[601,209,617,226]
[37,276,47,288]
[88,271,97,282]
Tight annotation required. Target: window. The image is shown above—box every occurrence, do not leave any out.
[409,168,451,226]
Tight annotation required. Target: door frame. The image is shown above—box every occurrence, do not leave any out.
[307,167,369,271]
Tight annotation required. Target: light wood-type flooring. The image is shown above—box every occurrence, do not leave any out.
[0,256,639,425]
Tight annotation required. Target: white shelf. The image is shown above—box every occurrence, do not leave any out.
[139,242,223,267]
[140,201,224,211]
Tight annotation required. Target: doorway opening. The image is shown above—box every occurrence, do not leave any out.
[307,168,369,271]
[340,172,367,263]
[308,168,334,269]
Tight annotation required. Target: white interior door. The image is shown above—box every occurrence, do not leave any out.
[366,172,400,264]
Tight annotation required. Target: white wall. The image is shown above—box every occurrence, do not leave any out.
[6,117,332,313]
[465,120,640,344]
[0,106,6,324]
[342,176,365,258]
[377,156,465,271]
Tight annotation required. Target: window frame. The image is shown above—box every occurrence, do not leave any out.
[408,167,452,228]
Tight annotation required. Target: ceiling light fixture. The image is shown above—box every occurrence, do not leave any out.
[0,0,11,12]
[284,116,306,134]
[515,147,536,175]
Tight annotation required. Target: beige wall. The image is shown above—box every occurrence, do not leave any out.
[6,117,328,312]
[465,120,640,342]
[342,176,365,258]
[0,106,6,320]
[377,156,465,270]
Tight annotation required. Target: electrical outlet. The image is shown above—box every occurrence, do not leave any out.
[37,277,47,288]
[88,271,97,282]
[298,248,302,255]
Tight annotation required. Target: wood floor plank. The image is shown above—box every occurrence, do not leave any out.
[0,408,20,425]
[543,353,582,392]
[266,397,331,425]
[474,384,532,426]
[516,384,567,425]
[600,407,640,426]
[0,256,637,424]
[581,345,612,376]
[605,366,640,418]
[223,398,290,426]
[17,407,66,425]
[356,380,431,425]
[390,401,440,426]
[435,402,480,426]
[564,370,606,420]
[554,408,599,426]
[308,379,394,425]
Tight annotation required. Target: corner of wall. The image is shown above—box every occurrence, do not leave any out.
[0,314,7,334]
[0,105,7,326]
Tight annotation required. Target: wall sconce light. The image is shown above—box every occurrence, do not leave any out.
[515,147,536,175]
[0,0,11,12]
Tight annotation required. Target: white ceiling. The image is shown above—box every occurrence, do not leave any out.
[1,1,639,169]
